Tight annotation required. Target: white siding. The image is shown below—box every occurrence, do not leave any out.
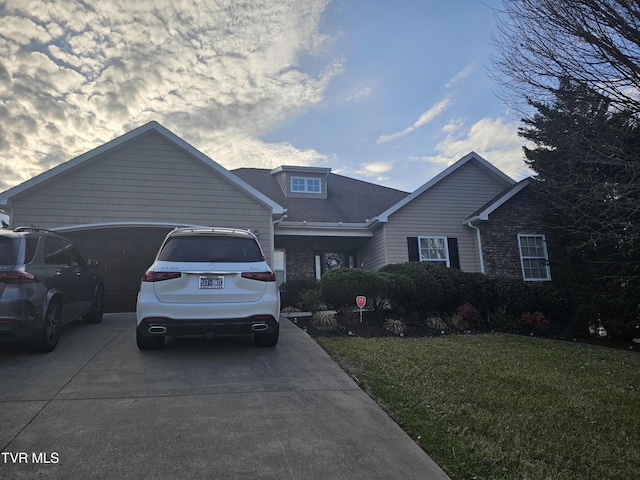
[384,161,509,272]
[10,132,275,262]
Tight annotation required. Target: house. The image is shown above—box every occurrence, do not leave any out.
[0,121,551,311]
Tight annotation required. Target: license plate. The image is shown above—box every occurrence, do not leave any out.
[199,276,224,289]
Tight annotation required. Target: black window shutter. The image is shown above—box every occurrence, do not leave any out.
[407,237,419,262]
[447,238,460,269]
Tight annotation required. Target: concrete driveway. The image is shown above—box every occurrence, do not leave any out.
[0,313,450,479]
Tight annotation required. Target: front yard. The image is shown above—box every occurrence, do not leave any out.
[314,332,640,480]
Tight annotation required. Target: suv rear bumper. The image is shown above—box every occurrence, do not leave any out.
[137,315,279,338]
[0,301,40,342]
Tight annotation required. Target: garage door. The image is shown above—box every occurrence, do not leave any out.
[64,227,174,312]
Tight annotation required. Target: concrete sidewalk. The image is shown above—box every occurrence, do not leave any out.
[0,313,450,479]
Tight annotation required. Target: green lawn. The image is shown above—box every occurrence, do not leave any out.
[316,334,640,480]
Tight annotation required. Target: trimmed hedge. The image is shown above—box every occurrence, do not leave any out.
[377,262,443,315]
[319,268,390,310]
[285,263,577,335]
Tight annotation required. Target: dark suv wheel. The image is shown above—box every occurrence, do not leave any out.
[83,286,104,324]
[31,300,61,353]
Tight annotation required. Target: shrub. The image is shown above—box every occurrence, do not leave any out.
[280,278,321,310]
[520,311,549,335]
[528,283,572,323]
[378,263,443,315]
[376,272,416,314]
[583,278,640,341]
[320,268,388,310]
[490,304,518,332]
[336,306,361,326]
[425,316,450,331]
[384,318,407,335]
[455,303,483,329]
[491,277,536,318]
[301,289,326,312]
[311,311,339,331]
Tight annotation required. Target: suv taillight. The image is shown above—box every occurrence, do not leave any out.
[142,271,182,282]
[0,271,37,283]
[241,271,276,282]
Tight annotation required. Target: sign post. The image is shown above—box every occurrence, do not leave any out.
[356,295,367,323]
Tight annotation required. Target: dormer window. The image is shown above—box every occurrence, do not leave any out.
[271,165,330,198]
[291,177,321,194]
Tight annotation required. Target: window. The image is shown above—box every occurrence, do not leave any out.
[273,249,286,286]
[0,237,17,265]
[418,236,450,267]
[518,234,551,281]
[291,177,321,194]
[44,237,70,265]
[24,238,39,264]
[407,237,460,269]
[158,236,264,263]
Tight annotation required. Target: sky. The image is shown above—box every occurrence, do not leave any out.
[0,0,533,195]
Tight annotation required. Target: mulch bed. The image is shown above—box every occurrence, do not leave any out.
[286,310,460,339]
[285,310,639,352]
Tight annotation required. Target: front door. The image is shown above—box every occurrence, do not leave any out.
[314,251,356,280]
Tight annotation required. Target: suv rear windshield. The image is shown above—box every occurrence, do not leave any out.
[0,237,17,265]
[158,236,264,263]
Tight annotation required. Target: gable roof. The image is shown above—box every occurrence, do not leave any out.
[0,121,284,215]
[464,177,535,224]
[232,168,409,224]
[374,152,516,223]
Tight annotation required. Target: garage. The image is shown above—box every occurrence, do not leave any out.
[0,122,283,313]
[64,226,175,312]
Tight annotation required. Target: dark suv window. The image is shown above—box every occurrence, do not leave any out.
[66,245,85,267]
[158,236,264,263]
[24,237,39,264]
[44,236,70,265]
[0,237,17,265]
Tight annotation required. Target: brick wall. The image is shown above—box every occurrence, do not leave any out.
[478,186,552,279]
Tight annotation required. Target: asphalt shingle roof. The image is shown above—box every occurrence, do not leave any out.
[232,168,410,223]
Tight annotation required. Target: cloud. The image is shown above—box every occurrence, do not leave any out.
[345,86,372,102]
[377,94,452,143]
[411,117,534,180]
[0,0,334,189]
[204,131,329,170]
[445,61,476,89]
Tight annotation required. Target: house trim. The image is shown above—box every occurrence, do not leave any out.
[463,177,533,224]
[276,221,373,237]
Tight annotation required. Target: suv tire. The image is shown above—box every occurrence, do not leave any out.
[254,324,279,347]
[31,301,61,353]
[83,286,104,324]
[136,329,164,350]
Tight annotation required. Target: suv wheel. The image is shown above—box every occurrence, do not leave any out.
[83,286,104,324]
[32,301,61,353]
[254,324,279,347]
[136,329,164,350]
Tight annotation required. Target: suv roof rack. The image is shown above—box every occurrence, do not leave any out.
[13,226,59,234]
[170,227,255,237]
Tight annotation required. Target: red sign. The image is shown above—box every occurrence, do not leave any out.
[356,296,367,308]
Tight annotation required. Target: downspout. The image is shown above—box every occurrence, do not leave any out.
[271,210,286,252]
[466,221,485,274]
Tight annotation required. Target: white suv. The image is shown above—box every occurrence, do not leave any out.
[136,227,280,349]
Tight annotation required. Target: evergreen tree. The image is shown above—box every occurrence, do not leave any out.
[520,79,640,339]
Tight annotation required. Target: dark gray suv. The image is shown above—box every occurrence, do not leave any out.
[0,227,104,352]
